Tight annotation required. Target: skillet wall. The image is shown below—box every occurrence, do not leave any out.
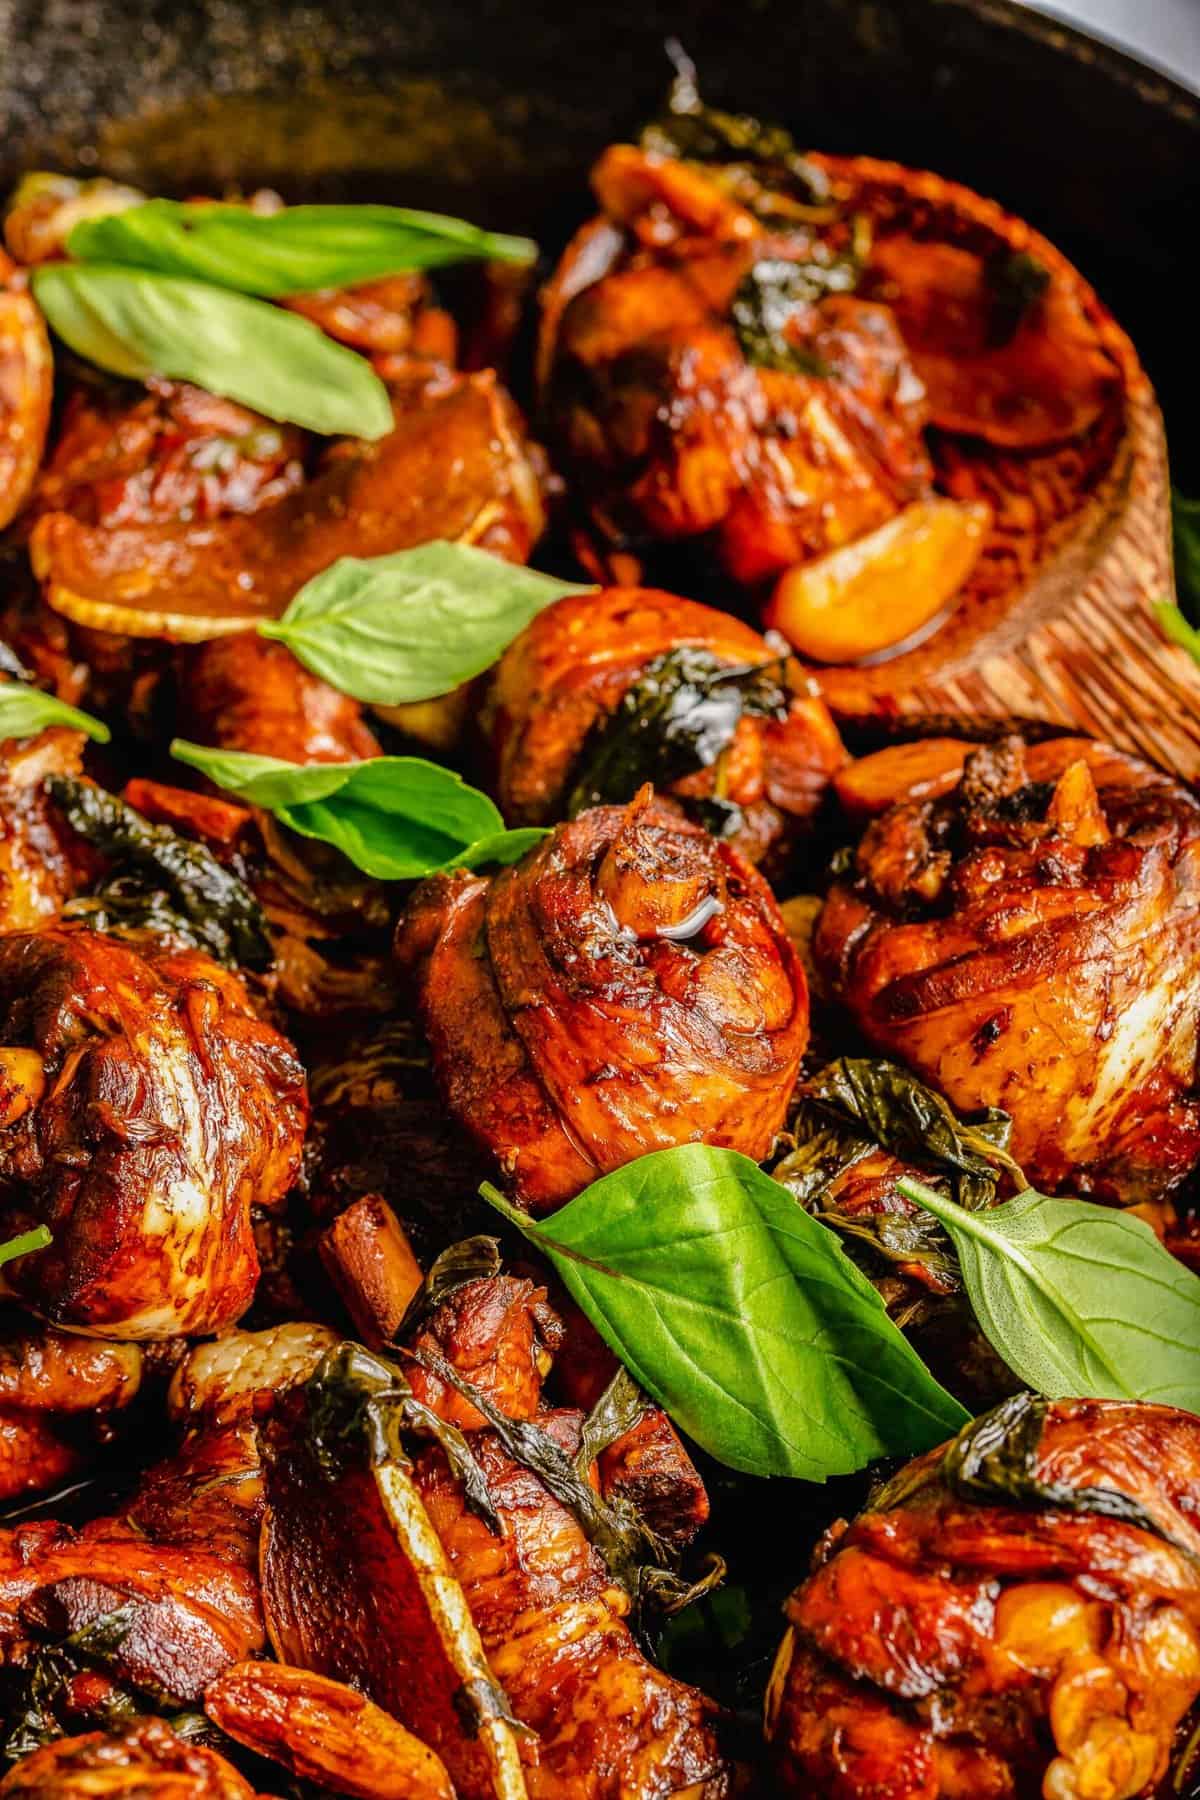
[1,0,1198,478]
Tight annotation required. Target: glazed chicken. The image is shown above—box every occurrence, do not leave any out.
[30,367,544,640]
[0,1327,141,1504]
[0,729,89,934]
[0,253,52,534]
[816,736,1200,1203]
[0,926,307,1336]
[398,787,807,1210]
[767,1393,1200,1800]
[0,1721,261,1800]
[539,140,934,594]
[485,584,846,864]
[260,1272,732,1798]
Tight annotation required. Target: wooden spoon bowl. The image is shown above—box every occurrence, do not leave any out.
[805,153,1199,777]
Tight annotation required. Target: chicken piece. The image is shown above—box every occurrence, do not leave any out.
[397,789,808,1213]
[304,1020,511,1262]
[544,1286,711,1551]
[0,1327,142,1503]
[166,1321,340,1430]
[865,234,1119,448]
[0,252,53,532]
[261,1280,732,1799]
[173,632,380,765]
[539,144,931,592]
[485,585,846,864]
[206,1659,455,1800]
[121,777,398,1023]
[283,269,459,366]
[816,736,1200,1202]
[26,378,307,531]
[0,1427,266,1703]
[0,729,90,933]
[0,1721,259,1799]
[32,370,545,639]
[0,927,307,1336]
[0,1322,335,1720]
[766,1394,1200,1800]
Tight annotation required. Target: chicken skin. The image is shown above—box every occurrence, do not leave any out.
[539,142,932,590]
[0,730,90,934]
[260,1275,732,1798]
[815,736,1200,1203]
[0,1327,142,1503]
[397,788,808,1213]
[31,369,545,639]
[486,585,846,864]
[0,928,307,1336]
[0,253,52,533]
[767,1394,1200,1800]
[0,1721,260,1799]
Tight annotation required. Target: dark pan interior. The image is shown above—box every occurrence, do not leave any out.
[2,0,1199,479]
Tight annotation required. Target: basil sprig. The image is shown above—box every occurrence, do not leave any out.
[0,680,110,745]
[257,542,590,706]
[898,1176,1200,1409]
[481,1147,967,1481]
[32,264,392,441]
[68,201,537,296]
[170,740,546,880]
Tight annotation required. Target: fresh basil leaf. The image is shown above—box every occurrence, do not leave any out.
[170,739,547,880]
[897,1176,1200,1408]
[481,1146,968,1481]
[0,1226,52,1271]
[69,200,536,296]
[0,680,110,745]
[258,541,591,706]
[32,263,392,440]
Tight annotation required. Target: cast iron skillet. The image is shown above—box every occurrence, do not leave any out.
[1,0,1198,485]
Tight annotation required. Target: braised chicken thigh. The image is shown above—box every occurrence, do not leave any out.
[816,736,1200,1202]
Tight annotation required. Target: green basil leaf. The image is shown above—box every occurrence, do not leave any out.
[0,1226,52,1271]
[897,1176,1200,1408]
[69,200,536,296]
[32,263,392,441]
[258,541,591,705]
[480,1146,968,1481]
[0,681,111,745]
[170,739,547,880]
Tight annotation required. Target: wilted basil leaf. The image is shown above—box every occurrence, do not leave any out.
[566,647,788,817]
[69,200,536,296]
[805,1059,1022,1208]
[170,740,546,880]
[897,1175,1200,1409]
[0,680,110,745]
[732,256,857,374]
[258,541,590,706]
[937,1392,1192,1550]
[32,263,393,440]
[985,250,1050,345]
[48,774,272,969]
[481,1146,968,1481]
[642,49,834,212]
